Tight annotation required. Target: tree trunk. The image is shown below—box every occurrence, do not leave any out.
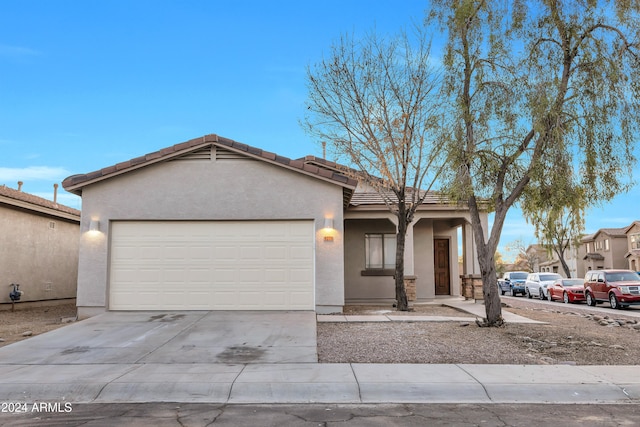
[559,257,572,278]
[468,197,504,326]
[553,245,572,278]
[395,207,409,311]
[478,253,503,326]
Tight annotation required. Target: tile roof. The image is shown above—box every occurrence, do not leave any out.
[62,134,358,196]
[349,190,448,207]
[583,252,605,261]
[301,156,460,208]
[0,185,80,219]
[598,227,628,237]
[583,226,628,241]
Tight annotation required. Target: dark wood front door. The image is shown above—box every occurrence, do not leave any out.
[434,239,450,295]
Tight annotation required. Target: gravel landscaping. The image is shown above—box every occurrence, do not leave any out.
[317,298,640,365]
[0,302,77,347]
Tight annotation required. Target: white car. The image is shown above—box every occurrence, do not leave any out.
[525,273,562,300]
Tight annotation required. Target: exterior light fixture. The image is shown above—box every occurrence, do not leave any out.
[323,217,335,242]
[323,217,334,230]
[89,219,100,232]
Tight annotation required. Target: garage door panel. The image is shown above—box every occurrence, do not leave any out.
[214,246,237,260]
[109,221,315,310]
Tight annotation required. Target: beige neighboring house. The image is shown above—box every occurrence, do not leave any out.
[581,227,628,272]
[0,184,80,305]
[525,244,549,272]
[537,242,585,278]
[624,221,640,271]
[62,134,487,319]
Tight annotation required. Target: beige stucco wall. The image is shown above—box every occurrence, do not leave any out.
[582,235,627,272]
[626,223,640,271]
[75,156,346,318]
[343,218,396,301]
[0,205,79,303]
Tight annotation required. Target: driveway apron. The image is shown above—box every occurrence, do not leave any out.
[0,311,318,365]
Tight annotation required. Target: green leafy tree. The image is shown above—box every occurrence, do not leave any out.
[303,29,445,311]
[429,0,639,325]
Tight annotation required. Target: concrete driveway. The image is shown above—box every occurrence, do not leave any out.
[0,310,318,364]
[0,308,639,404]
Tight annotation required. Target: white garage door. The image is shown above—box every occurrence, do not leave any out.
[109,220,315,310]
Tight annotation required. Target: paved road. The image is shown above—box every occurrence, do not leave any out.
[501,294,640,318]
[1,402,639,426]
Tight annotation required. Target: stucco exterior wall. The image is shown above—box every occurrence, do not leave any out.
[343,218,396,301]
[75,156,345,317]
[413,219,434,299]
[582,235,627,272]
[609,237,629,269]
[0,205,79,303]
[626,222,640,271]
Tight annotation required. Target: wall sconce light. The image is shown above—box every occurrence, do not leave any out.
[323,217,335,242]
[323,217,334,230]
[89,219,100,232]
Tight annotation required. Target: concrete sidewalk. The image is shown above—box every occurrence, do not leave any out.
[318,299,546,324]
[0,362,638,404]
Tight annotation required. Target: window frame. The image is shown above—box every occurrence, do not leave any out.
[362,232,397,276]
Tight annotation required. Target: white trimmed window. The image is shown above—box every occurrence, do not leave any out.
[365,233,396,269]
[631,233,640,250]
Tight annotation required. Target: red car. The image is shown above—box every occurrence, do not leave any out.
[584,270,640,309]
[548,278,586,303]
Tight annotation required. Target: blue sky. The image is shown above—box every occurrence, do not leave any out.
[1,1,638,259]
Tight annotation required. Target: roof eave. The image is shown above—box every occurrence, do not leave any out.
[62,140,214,195]
[0,195,80,222]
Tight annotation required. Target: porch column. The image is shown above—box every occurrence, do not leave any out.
[463,222,479,275]
[388,216,417,275]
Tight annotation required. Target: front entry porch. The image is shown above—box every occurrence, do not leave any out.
[343,213,484,304]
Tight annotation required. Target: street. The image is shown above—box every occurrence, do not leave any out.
[1,402,639,426]
[501,293,640,319]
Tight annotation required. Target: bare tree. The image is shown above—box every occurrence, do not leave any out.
[429,0,640,325]
[506,239,538,273]
[303,29,444,311]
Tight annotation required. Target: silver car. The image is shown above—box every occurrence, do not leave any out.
[525,273,562,300]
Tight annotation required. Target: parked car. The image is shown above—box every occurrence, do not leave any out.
[584,269,640,309]
[498,271,529,296]
[525,273,562,300]
[547,278,585,303]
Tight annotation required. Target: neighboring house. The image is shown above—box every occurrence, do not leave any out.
[623,220,640,271]
[525,244,548,273]
[0,184,80,304]
[537,241,585,278]
[581,227,628,272]
[62,135,487,319]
